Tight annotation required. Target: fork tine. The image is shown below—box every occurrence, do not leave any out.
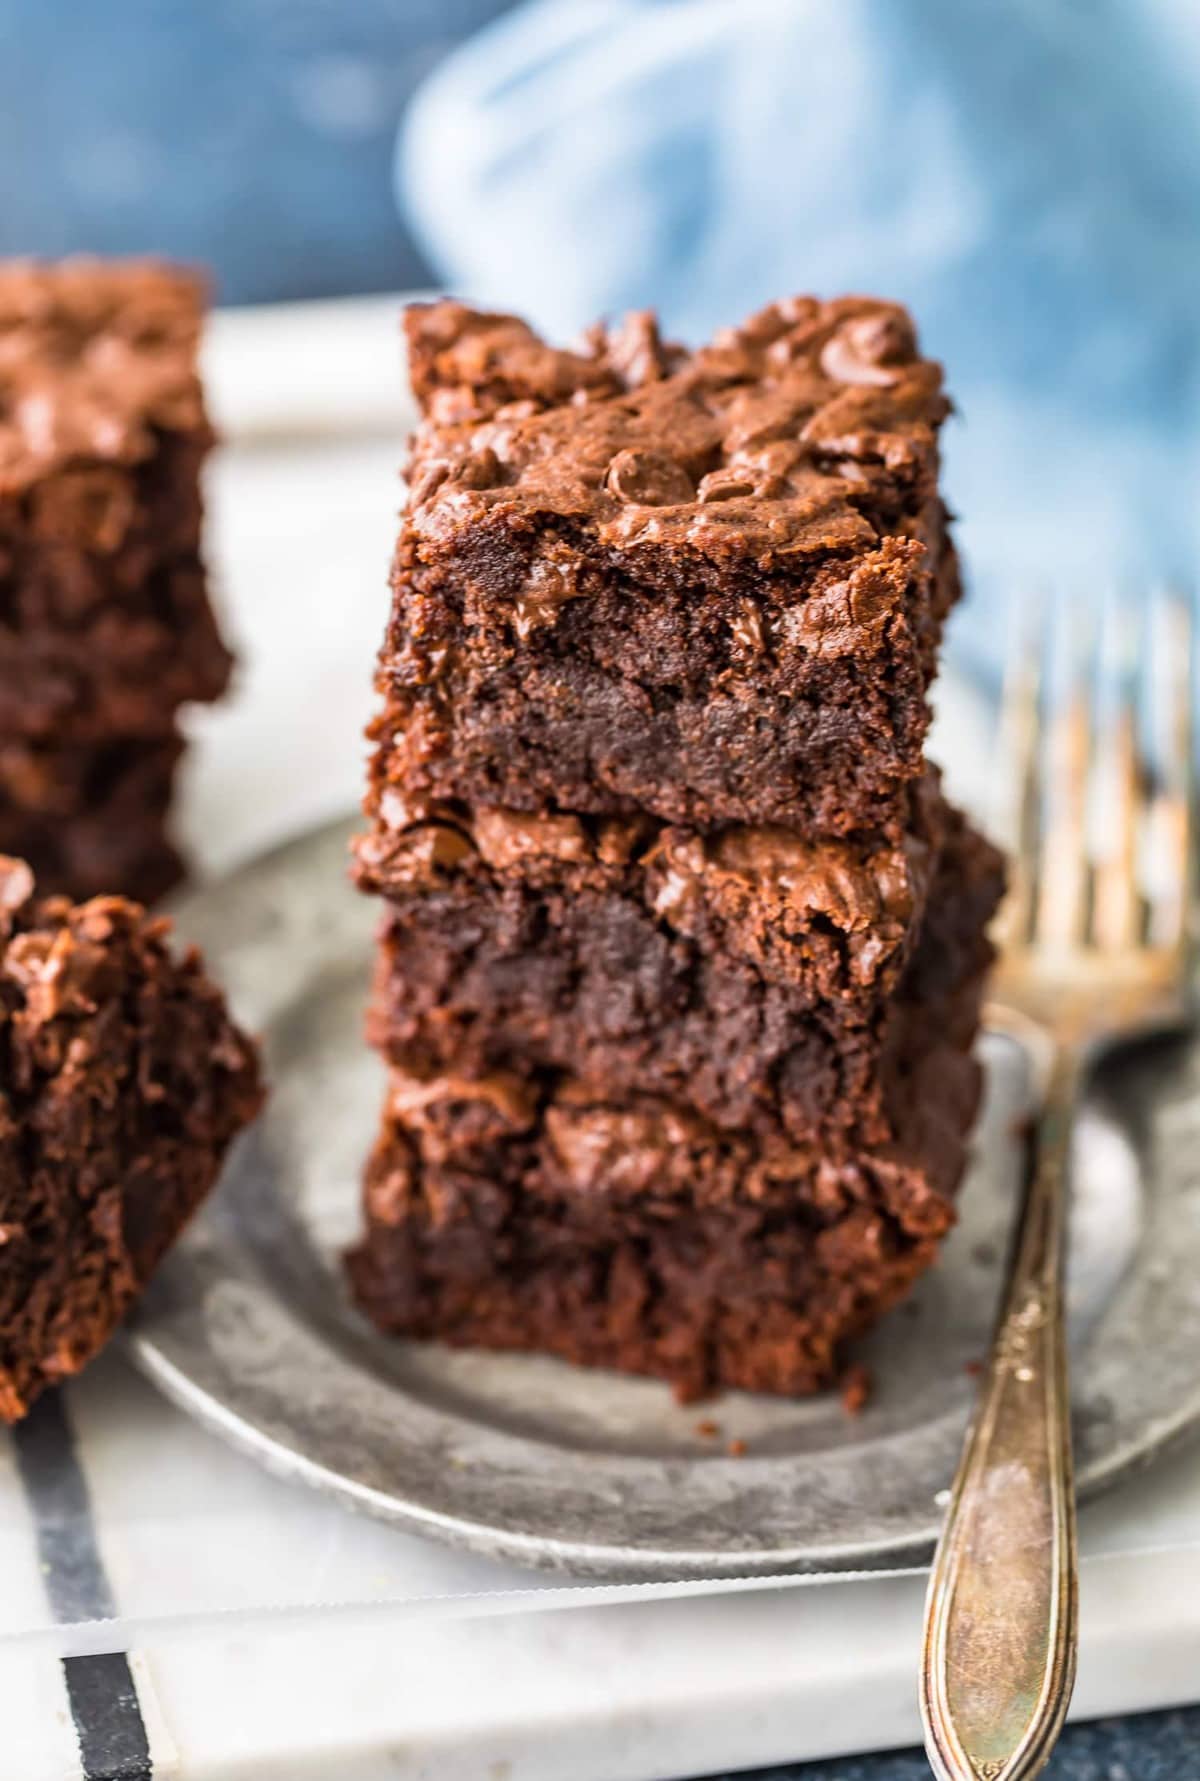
[1143,591,1195,953]
[1035,598,1092,951]
[992,599,1042,951]
[1091,594,1142,953]
[993,587,1194,971]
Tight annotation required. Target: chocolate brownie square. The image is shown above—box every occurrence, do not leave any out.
[347,1033,980,1402]
[0,858,263,1421]
[356,786,1001,1148]
[0,260,232,739]
[0,257,237,899]
[363,296,955,841]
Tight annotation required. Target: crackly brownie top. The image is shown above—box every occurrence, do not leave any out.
[0,855,259,1129]
[402,296,948,565]
[0,259,209,495]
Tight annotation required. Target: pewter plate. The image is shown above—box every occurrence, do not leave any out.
[129,816,1200,1581]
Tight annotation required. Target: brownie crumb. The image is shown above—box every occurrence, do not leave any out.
[694,1418,721,1439]
[840,1363,872,1416]
[726,1438,748,1458]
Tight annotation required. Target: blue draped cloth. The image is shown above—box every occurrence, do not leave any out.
[399,0,1200,649]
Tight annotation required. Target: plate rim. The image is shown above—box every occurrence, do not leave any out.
[129,812,1200,1582]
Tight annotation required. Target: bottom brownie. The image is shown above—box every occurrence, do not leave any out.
[347,1019,982,1401]
[0,858,264,1421]
[349,794,1000,1399]
[0,734,185,903]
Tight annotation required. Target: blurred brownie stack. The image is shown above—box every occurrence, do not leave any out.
[0,259,233,901]
[350,296,1003,1400]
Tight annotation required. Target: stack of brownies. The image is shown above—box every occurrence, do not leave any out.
[0,259,232,902]
[350,295,1003,1400]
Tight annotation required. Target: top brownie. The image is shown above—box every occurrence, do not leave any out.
[366,295,955,838]
[0,259,231,738]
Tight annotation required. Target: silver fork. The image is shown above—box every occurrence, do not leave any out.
[920,592,1197,1781]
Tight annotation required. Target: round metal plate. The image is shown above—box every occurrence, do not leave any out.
[129,816,1200,1580]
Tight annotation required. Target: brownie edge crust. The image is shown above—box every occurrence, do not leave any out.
[0,857,264,1422]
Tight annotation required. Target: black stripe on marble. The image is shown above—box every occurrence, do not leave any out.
[62,1653,152,1781]
[12,1391,152,1779]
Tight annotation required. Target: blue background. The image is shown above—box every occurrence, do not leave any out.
[0,0,514,301]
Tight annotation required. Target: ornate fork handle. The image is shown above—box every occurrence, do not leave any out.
[921,1045,1080,1781]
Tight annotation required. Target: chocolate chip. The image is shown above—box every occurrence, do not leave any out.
[820,313,915,387]
[605,448,694,506]
[415,824,476,871]
[384,823,475,885]
[0,857,34,924]
[857,310,917,364]
[455,446,501,490]
[603,311,677,389]
[697,472,757,503]
[512,553,580,640]
[735,297,819,347]
[408,458,451,505]
[473,808,589,868]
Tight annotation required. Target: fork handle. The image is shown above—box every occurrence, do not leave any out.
[920,1046,1080,1781]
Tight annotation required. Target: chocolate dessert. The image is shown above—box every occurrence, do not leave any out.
[0,258,233,899]
[0,857,262,1422]
[366,297,956,839]
[350,295,1001,1400]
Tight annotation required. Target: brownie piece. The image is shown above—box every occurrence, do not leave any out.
[348,809,1000,1398]
[347,1033,980,1401]
[0,258,233,903]
[0,259,232,736]
[0,858,263,1422]
[356,787,1001,1147]
[364,296,955,841]
[0,558,230,743]
[0,732,184,902]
